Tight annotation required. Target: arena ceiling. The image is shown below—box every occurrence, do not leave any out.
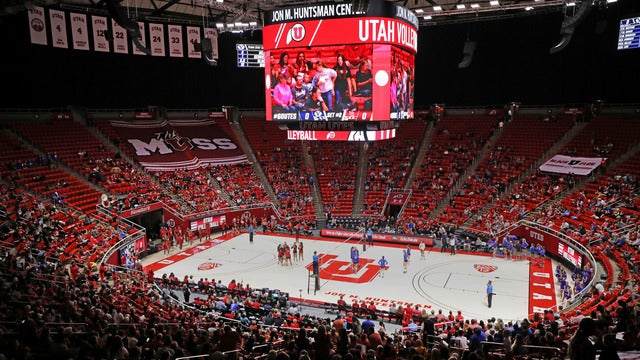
[1,0,604,27]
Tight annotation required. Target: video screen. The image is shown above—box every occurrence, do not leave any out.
[266,44,376,121]
[617,16,640,50]
[390,47,415,120]
[262,1,418,122]
[265,44,414,122]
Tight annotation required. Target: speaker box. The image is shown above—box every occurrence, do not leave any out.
[458,41,477,69]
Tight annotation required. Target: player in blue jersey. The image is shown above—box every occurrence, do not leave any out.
[378,256,388,278]
[487,238,498,257]
[403,249,409,273]
[351,246,360,273]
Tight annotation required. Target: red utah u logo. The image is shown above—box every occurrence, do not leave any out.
[306,254,381,283]
[286,23,306,44]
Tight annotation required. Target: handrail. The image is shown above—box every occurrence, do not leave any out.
[480,340,561,353]
[175,355,210,360]
[44,322,88,327]
[99,231,145,265]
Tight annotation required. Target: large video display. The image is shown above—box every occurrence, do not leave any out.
[263,1,418,122]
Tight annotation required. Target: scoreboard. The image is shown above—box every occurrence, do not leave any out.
[617,16,640,50]
[262,1,418,123]
[236,43,265,68]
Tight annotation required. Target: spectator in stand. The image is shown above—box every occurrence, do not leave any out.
[568,317,597,360]
[291,73,310,110]
[362,315,376,336]
[312,61,337,111]
[292,51,314,79]
[313,325,332,360]
[333,54,354,110]
[354,60,373,97]
[272,74,295,112]
[303,86,329,113]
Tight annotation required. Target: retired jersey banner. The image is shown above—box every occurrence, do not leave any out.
[49,9,68,49]
[109,119,247,171]
[91,15,110,52]
[149,23,166,57]
[539,155,604,176]
[70,13,90,50]
[167,24,184,58]
[186,26,202,59]
[111,19,129,54]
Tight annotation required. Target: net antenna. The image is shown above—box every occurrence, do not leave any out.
[308,223,368,295]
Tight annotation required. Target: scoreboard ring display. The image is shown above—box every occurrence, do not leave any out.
[262,0,418,123]
[618,16,640,50]
[236,43,264,68]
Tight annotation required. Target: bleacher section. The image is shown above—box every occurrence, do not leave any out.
[308,141,359,217]
[240,120,315,221]
[1,109,640,360]
[362,119,427,218]
[406,115,499,222]
[438,114,575,226]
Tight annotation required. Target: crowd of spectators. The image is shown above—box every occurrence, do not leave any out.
[309,142,359,217]
[210,164,270,208]
[2,112,640,359]
[155,168,229,213]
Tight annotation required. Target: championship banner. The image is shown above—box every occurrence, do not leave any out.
[539,155,604,176]
[108,119,247,171]
[387,189,411,206]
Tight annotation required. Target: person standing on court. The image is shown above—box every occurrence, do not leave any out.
[378,256,388,278]
[248,224,254,243]
[312,251,319,275]
[402,249,409,273]
[366,228,373,247]
[419,240,426,259]
[486,280,494,308]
